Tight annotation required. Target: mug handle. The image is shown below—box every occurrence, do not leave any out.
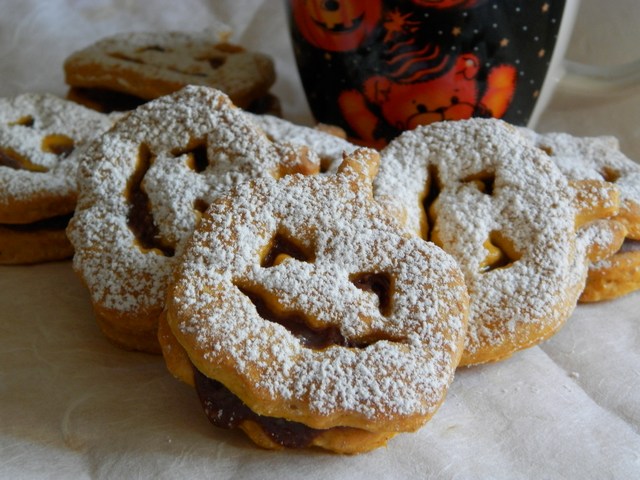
[560,57,640,94]
[527,0,640,128]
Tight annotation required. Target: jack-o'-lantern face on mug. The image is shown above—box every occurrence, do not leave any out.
[291,0,382,51]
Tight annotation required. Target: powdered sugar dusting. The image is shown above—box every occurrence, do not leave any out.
[374,119,587,362]
[576,220,616,253]
[0,93,113,221]
[521,129,640,301]
[248,113,358,172]
[68,86,302,326]
[168,152,468,429]
[64,30,275,108]
[520,129,640,229]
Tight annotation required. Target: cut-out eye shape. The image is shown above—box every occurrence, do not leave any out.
[319,157,333,173]
[462,171,495,195]
[193,198,209,214]
[213,44,244,54]
[480,230,522,273]
[421,164,441,240]
[173,141,209,173]
[600,166,621,183]
[235,284,353,349]
[350,272,393,316]
[207,57,226,69]
[0,147,48,172]
[126,143,175,257]
[8,115,34,127]
[193,198,210,225]
[109,52,144,64]
[41,134,75,158]
[538,144,554,156]
[261,232,313,268]
[167,66,207,77]
[138,45,166,53]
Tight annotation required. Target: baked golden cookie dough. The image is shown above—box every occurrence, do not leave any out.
[64,30,276,112]
[0,93,114,264]
[374,119,601,366]
[523,130,640,302]
[247,113,358,172]
[68,86,319,353]
[160,149,469,453]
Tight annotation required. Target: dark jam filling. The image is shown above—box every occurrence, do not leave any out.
[0,148,27,170]
[126,144,175,257]
[246,94,281,116]
[3,213,72,232]
[235,285,353,349]
[620,238,640,253]
[350,272,393,316]
[69,87,147,113]
[0,148,48,172]
[70,87,279,116]
[193,367,324,448]
[260,233,312,268]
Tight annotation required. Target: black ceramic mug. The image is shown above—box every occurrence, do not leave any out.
[286,0,579,147]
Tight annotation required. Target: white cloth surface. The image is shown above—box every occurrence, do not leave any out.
[0,1,639,478]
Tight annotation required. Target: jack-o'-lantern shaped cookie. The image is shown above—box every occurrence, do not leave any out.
[374,118,617,366]
[68,86,318,353]
[247,112,357,172]
[0,93,114,264]
[160,149,469,453]
[522,129,640,302]
[64,30,276,113]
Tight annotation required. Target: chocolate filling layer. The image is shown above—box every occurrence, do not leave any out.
[0,148,49,172]
[126,143,175,256]
[620,238,640,253]
[2,213,72,232]
[260,233,312,268]
[350,272,393,316]
[193,366,324,448]
[235,285,353,349]
[69,87,147,113]
[69,86,277,115]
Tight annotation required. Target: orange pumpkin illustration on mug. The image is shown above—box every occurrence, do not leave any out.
[291,0,383,51]
[288,0,563,147]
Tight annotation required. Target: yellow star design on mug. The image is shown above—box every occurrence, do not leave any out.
[500,38,510,47]
[542,3,550,13]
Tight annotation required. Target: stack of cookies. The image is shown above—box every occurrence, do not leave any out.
[0,93,115,264]
[64,30,281,115]
[520,129,640,303]
[2,29,638,454]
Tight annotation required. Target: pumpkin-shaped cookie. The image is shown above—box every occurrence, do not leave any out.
[64,30,275,112]
[521,129,640,302]
[0,93,114,264]
[160,149,469,453]
[68,86,318,353]
[374,118,607,366]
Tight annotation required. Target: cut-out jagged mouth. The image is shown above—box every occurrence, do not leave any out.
[312,12,365,33]
[235,284,359,349]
